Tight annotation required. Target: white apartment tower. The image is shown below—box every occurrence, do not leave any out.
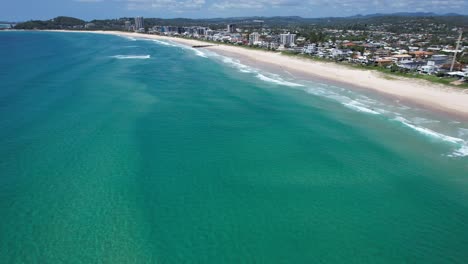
[124,21,132,31]
[280,33,296,47]
[249,32,260,45]
[135,16,144,30]
[227,24,237,33]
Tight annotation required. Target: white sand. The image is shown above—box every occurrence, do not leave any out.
[62,30,468,117]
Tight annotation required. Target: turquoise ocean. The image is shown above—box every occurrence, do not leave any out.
[1,31,468,263]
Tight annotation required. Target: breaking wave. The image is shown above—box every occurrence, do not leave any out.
[120,36,137,41]
[211,53,303,86]
[450,144,468,157]
[343,101,380,115]
[191,48,208,58]
[255,74,304,87]
[178,45,208,58]
[221,57,254,73]
[394,117,468,157]
[151,39,178,47]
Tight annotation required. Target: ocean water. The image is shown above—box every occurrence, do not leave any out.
[1,31,468,263]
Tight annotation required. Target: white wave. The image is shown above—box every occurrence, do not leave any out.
[394,117,468,157]
[343,101,380,115]
[151,39,178,47]
[120,35,137,41]
[394,117,463,144]
[304,86,385,115]
[449,144,468,157]
[168,42,208,57]
[256,74,304,87]
[356,97,379,105]
[180,46,208,58]
[220,56,256,73]
[192,48,208,58]
[410,117,440,125]
[146,39,207,57]
[111,55,150,59]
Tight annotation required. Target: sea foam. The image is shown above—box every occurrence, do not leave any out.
[120,35,137,41]
[343,100,380,115]
[221,57,254,73]
[450,144,468,157]
[151,40,178,47]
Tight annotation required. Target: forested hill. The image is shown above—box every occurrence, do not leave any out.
[14,16,85,29]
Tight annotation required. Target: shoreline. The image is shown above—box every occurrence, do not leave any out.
[13,29,468,119]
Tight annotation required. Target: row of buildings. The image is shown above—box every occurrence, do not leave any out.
[129,17,467,80]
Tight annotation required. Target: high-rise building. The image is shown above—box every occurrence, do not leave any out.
[280,33,296,47]
[249,32,260,45]
[124,21,132,31]
[196,27,207,36]
[227,24,237,33]
[135,16,144,30]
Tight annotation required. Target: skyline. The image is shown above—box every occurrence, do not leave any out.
[2,0,468,22]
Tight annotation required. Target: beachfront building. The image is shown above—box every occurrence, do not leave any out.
[84,23,95,29]
[196,27,208,36]
[303,44,317,54]
[249,32,260,45]
[431,54,450,65]
[420,61,438,74]
[135,16,144,31]
[227,24,237,33]
[124,21,132,31]
[280,33,296,47]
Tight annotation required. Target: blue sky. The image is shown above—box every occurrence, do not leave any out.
[2,0,467,22]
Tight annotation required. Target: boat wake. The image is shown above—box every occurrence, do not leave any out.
[110,55,151,59]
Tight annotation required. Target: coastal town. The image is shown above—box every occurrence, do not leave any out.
[8,14,468,86]
[131,16,468,85]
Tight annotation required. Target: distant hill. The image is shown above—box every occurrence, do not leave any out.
[13,13,468,31]
[14,16,85,29]
[349,12,465,18]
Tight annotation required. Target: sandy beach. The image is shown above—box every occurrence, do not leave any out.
[57,30,468,118]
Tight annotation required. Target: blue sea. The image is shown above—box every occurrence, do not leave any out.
[1,31,468,263]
